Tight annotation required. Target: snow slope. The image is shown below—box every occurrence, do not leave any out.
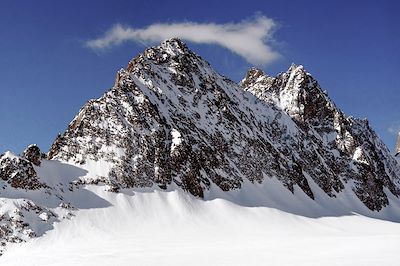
[1,38,400,263]
[2,184,400,266]
[1,150,400,264]
[47,38,400,212]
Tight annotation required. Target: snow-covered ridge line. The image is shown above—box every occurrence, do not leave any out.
[48,37,400,210]
[1,38,400,255]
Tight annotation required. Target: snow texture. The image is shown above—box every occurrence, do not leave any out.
[0,38,400,262]
[2,185,400,266]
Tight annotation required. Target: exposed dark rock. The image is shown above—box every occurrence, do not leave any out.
[241,64,400,210]
[1,38,400,255]
[0,152,46,190]
[46,39,400,211]
[21,144,43,166]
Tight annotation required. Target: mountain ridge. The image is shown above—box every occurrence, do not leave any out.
[1,38,400,254]
[46,38,400,209]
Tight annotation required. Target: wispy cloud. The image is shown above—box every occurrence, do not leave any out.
[86,15,280,65]
[387,120,400,135]
[388,125,400,135]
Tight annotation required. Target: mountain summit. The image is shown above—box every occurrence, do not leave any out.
[1,38,400,253]
[47,38,400,209]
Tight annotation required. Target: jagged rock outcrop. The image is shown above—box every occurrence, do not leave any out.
[21,144,44,166]
[0,149,60,254]
[0,152,46,190]
[242,64,400,210]
[0,147,79,254]
[0,38,400,256]
[396,132,400,157]
[47,38,400,211]
[49,39,315,198]
[0,198,56,249]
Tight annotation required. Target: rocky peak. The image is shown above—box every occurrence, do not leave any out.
[126,37,198,72]
[240,68,276,103]
[240,67,271,88]
[242,63,400,210]
[0,151,45,190]
[159,37,190,55]
[396,132,400,156]
[241,64,343,134]
[262,64,334,123]
[47,39,400,211]
[1,38,400,258]
[287,63,306,75]
[21,144,43,166]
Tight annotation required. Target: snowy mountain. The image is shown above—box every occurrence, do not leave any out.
[1,38,400,261]
[47,38,400,210]
[241,65,400,210]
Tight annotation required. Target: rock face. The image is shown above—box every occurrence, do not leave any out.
[47,38,400,211]
[0,38,400,255]
[0,149,60,253]
[0,152,45,190]
[396,132,400,157]
[0,197,57,249]
[21,144,43,166]
[241,65,400,210]
[0,146,80,254]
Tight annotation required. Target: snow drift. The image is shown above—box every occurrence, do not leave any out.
[1,38,400,263]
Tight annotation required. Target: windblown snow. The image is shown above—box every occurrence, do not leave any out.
[1,38,400,265]
[1,158,400,265]
[1,188,400,266]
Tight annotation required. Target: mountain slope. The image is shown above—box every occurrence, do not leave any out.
[2,186,400,266]
[48,38,314,198]
[1,38,400,257]
[241,65,400,210]
[48,38,400,211]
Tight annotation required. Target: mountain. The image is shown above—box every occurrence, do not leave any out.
[241,65,400,210]
[1,38,400,257]
[48,38,400,210]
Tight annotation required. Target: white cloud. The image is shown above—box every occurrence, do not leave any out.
[86,16,280,65]
[388,125,400,135]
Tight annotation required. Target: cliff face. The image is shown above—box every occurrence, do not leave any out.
[0,148,67,251]
[0,38,400,254]
[48,38,311,198]
[241,65,400,210]
[47,38,400,211]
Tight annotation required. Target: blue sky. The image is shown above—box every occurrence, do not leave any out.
[0,0,399,153]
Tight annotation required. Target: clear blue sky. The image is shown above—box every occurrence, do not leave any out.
[0,0,399,154]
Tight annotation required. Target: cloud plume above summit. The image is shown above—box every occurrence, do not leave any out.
[86,15,280,65]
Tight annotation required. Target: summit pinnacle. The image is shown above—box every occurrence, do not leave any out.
[1,38,400,254]
[46,39,400,211]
